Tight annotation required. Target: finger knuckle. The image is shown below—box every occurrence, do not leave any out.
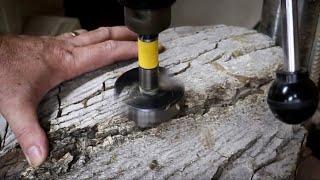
[53,44,74,61]
[105,40,118,51]
[51,41,76,77]
[98,27,111,37]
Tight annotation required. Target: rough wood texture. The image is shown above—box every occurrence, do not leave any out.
[0,25,305,179]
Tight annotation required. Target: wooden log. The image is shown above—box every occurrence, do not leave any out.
[0,25,305,179]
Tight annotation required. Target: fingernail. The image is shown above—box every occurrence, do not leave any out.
[25,145,43,167]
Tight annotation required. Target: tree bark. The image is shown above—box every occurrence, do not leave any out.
[0,25,305,180]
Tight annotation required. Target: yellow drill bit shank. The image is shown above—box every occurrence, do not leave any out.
[138,39,159,69]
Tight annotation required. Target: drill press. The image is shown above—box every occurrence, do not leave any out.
[115,0,184,128]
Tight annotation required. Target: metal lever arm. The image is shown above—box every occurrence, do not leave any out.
[267,0,319,124]
[282,0,300,72]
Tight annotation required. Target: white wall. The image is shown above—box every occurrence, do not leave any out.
[172,0,264,28]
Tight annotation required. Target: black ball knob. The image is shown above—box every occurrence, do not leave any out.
[267,71,319,124]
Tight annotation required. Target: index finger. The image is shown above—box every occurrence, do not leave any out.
[70,26,137,47]
[68,40,137,78]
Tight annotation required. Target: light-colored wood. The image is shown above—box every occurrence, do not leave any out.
[0,25,305,179]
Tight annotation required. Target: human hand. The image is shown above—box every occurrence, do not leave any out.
[0,26,137,167]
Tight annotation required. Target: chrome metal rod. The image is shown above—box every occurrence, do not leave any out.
[139,67,159,95]
[282,0,300,72]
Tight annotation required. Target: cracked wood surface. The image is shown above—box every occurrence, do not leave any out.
[0,25,305,179]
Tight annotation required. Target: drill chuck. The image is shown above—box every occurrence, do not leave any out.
[124,7,172,35]
[119,0,175,35]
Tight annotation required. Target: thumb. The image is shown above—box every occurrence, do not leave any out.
[1,101,48,167]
